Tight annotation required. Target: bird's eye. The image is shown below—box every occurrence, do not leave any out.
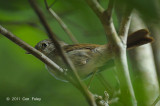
[41,43,47,48]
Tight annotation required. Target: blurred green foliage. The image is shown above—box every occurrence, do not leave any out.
[0,0,159,106]
[117,0,159,21]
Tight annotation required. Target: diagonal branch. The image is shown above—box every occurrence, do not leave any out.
[44,0,78,44]
[28,0,96,106]
[102,0,119,45]
[104,0,115,22]
[44,0,115,97]
[119,7,132,44]
[152,95,160,106]
[0,25,64,74]
[48,0,57,8]
[28,0,77,78]
[85,0,104,18]
[0,25,81,86]
[86,0,119,45]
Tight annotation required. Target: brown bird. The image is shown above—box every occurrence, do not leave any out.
[34,29,153,81]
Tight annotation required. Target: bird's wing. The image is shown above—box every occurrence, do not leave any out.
[62,44,101,53]
[62,44,101,66]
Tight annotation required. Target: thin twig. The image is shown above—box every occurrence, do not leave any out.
[119,7,133,44]
[104,0,115,21]
[87,70,97,89]
[48,0,57,8]
[102,0,119,45]
[85,0,104,17]
[44,0,78,44]
[64,18,91,36]
[96,73,113,95]
[28,0,96,105]
[86,0,119,45]
[152,95,160,106]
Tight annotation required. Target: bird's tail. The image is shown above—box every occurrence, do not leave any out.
[127,29,154,49]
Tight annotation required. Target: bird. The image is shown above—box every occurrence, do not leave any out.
[33,29,153,82]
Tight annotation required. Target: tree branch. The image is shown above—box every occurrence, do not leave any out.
[86,0,137,105]
[44,0,78,44]
[152,95,160,106]
[0,25,64,74]
[86,0,119,45]
[119,7,132,44]
[0,24,81,86]
[105,0,115,21]
[48,0,57,8]
[113,5,137,105]
[85,0,104,18]
[44,1,116,102]
[28,0,78,79]
[28,0,96,105]
[102,0,120,45]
